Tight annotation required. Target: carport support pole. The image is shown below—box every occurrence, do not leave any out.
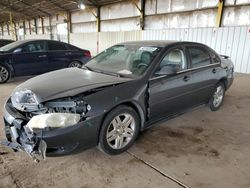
[97,6,101,32]
[67,11,72,44]
[23,21,26,35]
[49,16,53,40]
[34,18,38,34]
[1,24,3,36]
[216,0,224,27]
[96,6,101,54]
[28,20,31,35]
[7,23,10,35]
[14,22,17,40]
[140,0,145,30]
[131,0,145,30]
[9,11,15,40]
[41,17,44,34]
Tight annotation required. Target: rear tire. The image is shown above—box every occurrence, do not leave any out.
[0,64,10,84]
[209,82,225,111]
[68,61,82,68]
[98,105,140,155]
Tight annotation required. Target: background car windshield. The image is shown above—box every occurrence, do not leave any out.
[0,40,26,52]
[86,45,161,77]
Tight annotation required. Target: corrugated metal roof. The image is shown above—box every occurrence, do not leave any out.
[0,0,127,23]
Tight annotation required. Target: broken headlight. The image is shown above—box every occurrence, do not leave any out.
[11,89,40,111]
[27,113,81,130]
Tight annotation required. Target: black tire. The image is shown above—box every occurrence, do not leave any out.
[98,105,140,155]
[0,64,10,84]
[209,82,225,111]
[68,61,82,68]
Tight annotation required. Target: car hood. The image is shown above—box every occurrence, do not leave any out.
[14,68,131,102]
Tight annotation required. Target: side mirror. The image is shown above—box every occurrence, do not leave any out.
[155,66,179,76]
[13,48,22,53]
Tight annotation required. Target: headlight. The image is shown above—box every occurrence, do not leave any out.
[11,89,39,111]
[27,113,81,129]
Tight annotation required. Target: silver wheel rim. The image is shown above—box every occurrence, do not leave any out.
[0,66,8,82]
[213,85,224,108]
[106,113,136,150]
[69,62,81,68]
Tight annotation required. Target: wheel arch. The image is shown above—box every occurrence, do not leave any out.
[119,101,146,131]
[218,77,228,90]
[99,100,146,135]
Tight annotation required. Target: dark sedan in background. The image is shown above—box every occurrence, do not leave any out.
[2,41,234,161]
[0,39,15,47]
[0,39,91,83]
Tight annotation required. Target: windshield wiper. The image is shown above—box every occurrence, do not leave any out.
[97,70,121,77]
[82,66,121,77]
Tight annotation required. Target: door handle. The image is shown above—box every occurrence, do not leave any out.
[183,75,191,82]
[212,68,217,74]
[65,52,72,55]
[38,55,47,58]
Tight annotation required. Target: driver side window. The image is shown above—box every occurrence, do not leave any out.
[159,49,187,71]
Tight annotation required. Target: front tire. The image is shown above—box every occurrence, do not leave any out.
[209,82,225,111]
[98,105,140,155]
[0,64,10,84]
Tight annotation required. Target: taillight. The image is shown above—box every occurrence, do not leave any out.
[84,51,91,57]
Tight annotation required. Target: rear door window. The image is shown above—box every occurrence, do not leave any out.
[210,51,221,64]
[22,41,46,53]
[48,41,68,51]
[68,44,80,51]
[188,47,211,68]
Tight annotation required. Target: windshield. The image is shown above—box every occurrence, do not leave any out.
[85,44,162,78]
[0,40,26,52]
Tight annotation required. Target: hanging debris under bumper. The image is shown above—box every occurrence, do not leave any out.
[1,116,47,162]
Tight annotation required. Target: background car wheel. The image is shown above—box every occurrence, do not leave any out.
[68,61,82,68]
[98,105,140,155]
[0,65,10,84]
[209,82,225,111]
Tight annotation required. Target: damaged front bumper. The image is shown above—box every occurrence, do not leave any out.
[2,103,47,162]
[1,100,102,162]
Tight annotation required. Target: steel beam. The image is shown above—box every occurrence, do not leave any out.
[140,0,145,30]
[34,18,38,34]
[216,0,224,27]
[131,0,145,30]
[17,0,51,16]
[97,6,101,32]
[23,21,26,35]
[41,17,45,34]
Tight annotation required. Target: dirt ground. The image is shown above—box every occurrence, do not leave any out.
[0,74,250,188]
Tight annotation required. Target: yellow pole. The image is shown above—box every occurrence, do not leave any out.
[216,0,224,27]
[9,11,15,40]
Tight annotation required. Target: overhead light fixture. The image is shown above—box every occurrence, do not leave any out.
[78,1,86,10]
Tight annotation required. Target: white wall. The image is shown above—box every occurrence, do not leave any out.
[69,26,250,74]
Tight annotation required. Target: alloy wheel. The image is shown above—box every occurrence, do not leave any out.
[213,85,224,108]
[106,113,135,150]
[0,66,9,82]
[69,62,82,68]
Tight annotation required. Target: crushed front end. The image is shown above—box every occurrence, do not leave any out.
[2,99,47,162]
[2,90,101,162]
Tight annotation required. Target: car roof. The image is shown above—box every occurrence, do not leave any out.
[15,39,64,43]
[119,40,207,48]
[0,39,15,42]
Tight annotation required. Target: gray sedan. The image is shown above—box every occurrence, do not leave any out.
[2,41,234,161]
